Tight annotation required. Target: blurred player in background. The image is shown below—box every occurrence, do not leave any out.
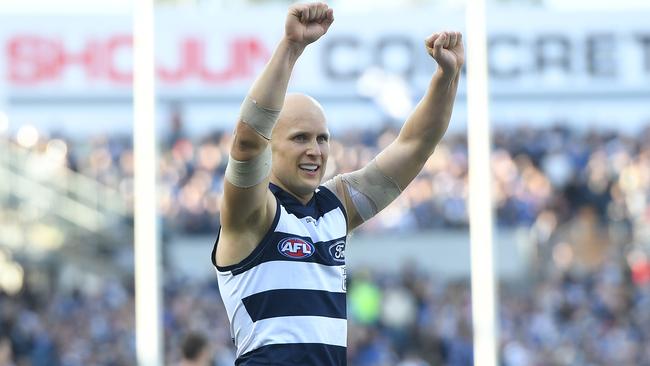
[179,331,213,366]
[211,2,463,364]
[0,336,16,366]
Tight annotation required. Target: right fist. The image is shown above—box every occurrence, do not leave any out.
[285,2,334,47]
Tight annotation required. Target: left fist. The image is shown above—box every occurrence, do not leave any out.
[425,31,465,77]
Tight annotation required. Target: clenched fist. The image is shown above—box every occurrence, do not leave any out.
[285,2,334,47]
[425,31,465,77]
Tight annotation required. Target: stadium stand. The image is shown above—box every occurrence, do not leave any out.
[0,122,649,365]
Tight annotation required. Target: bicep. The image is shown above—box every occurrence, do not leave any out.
[220,121,273,230]
[375,137,432,190]
[322,175,364,231]
[324,160,402,232]
[218,188,276,267]
[221,179,272,229]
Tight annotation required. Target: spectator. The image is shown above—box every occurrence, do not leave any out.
[0,336,16,366]
[180,331,212,366]
[1,123,649,365]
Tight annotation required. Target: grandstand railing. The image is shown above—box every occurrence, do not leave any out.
[0,138,129,233]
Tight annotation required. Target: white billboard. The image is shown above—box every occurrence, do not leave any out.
[1,7,649,134]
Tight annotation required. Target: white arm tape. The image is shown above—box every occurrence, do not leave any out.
[240,96,281,140]
[328,160,402,222]
[224,145,272,188]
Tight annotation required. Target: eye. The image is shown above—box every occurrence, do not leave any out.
[292,134,307,142]
[317,135,329,143]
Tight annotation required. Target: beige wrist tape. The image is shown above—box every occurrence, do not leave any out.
[240,96,281,140]
[224,145,272,188]
[341,160,402,221]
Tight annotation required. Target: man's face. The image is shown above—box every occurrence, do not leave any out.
[270,100,330,202]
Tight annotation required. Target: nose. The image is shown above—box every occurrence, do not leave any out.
[305,140,322,157]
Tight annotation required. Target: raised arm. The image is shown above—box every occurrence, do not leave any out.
[218,3,334,265]
[324,31,464,231]
[375,31,464,189]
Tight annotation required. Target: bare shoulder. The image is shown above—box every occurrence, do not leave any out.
[215,191,277,267]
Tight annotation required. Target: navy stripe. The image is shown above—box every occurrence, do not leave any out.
[230,234,346,275]
[242,289,346,321]
[236,343,346,366]
[270,183,343,220]
[317,184,348,224]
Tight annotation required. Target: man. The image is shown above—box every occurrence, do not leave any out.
[211,2,464,365]
[179,332,212,366]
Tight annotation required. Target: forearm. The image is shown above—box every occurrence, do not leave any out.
[375,69,460,189]
[232,1,333,156]
[248,38,305,110]
[232,38,304,158]
[398,68,460,157]
[364,30,464,213]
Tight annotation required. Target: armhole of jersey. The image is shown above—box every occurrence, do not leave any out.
[211,195,281,274]
[318,183,349,232]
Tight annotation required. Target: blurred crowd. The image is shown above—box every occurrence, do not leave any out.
[1,255,649,365]
[346,255,650,366]
[1,119,649,365]
[7,117,648,241]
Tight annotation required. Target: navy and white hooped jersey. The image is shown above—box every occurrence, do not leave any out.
[212,183,348,366]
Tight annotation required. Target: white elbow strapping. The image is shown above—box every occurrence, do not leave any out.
[342,160,402,221]
[225,146,272,188]
[239,96,281,140]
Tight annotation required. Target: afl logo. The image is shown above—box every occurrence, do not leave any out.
[328,241,345,262]
[278,238,314,259]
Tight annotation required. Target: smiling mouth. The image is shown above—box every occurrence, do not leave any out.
[299,164,320,173]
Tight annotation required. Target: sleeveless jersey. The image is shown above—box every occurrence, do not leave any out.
[212,183,348,365]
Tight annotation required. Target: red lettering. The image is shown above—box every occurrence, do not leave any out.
[56,39,99,79]
[243,37,270,74]
[198,38,240,82]
[106,35,133,84]
[198,37,270,83]
[158,38,195,83]
[7,35,60,84]
[6,34,269,87]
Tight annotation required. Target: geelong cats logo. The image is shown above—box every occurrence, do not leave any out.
[328,241,345,262]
